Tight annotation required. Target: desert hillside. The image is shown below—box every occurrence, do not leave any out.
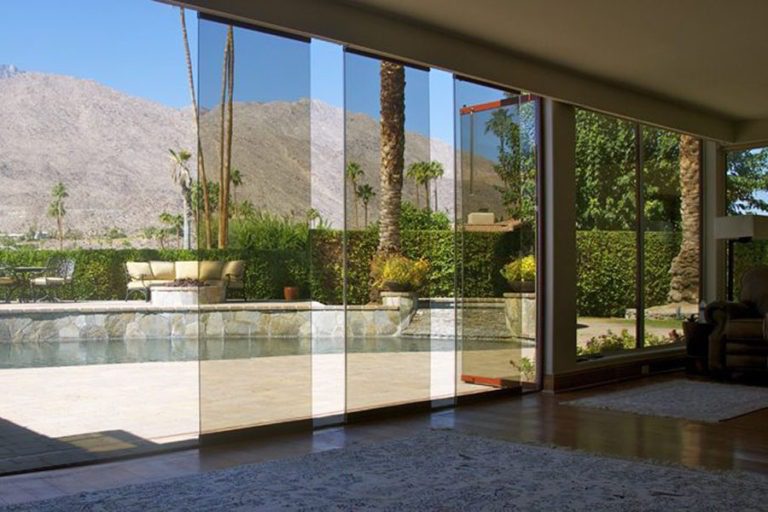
[0,67,505,238]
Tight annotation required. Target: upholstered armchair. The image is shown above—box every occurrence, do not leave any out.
[705,265,768,375]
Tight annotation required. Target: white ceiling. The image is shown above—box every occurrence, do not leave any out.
[343,0,768,122]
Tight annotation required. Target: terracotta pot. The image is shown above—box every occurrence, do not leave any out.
[508,280,535,293]
[283,286,300,301]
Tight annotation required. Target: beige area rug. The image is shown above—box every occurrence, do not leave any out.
[564,379,768,422]
[3,429,768,511]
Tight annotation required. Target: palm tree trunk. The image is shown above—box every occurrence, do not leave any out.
[414,183,420,208]
[353,195,359,229]
[424,183,430,211]
[179,8,211,249]
[364,204,369,227]
[433,180,438,211]
[376,60,405,256]
[182,189,192,250]
[668,134,700,303]
[57,215,63,250]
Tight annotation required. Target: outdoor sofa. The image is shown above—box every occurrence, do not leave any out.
[125,260,246,301]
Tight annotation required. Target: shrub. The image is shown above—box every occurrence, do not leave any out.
[0,229,682,311]
[500,255,536,284]
[371,254,430,291]
[399,202,451,231]
[577,328,680,357]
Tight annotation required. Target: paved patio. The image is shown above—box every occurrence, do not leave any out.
[0,347,525,474]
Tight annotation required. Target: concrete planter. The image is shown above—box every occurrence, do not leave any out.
[151,286,225,306]
[503,292,536,340]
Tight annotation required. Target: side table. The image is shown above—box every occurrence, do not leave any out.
[682,320,714,374]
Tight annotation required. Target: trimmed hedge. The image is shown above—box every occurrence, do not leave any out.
[0,230,682,315]
[576,231,681,317]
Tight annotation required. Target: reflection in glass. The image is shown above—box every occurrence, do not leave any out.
[455,80,538,392]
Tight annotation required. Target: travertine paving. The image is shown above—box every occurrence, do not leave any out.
[0,350,500,474]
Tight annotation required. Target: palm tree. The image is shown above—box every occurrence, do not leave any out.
[406,161,440,210]
[169,149,193,249]
[179,7,212,249]
[345,162,364,228]
[218,26,235,248]
[159,211,184,249]
[426,160,445,211]
[668,134,700,303]
[230,167,242,205]
[377,60,406,256]
[357,184,376,227]
[47,182,68,250]
[406,161,425,208]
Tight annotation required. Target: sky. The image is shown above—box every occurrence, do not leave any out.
[0,0,509,146]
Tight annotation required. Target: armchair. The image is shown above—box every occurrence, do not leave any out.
[705,265,768,376]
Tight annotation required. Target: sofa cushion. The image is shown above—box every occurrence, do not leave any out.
[149,261,175,281]
[175,261,199,280]
[126,262,152,281]
[222,260,245,282]
[724,318,764,340]
[199,261,224,281]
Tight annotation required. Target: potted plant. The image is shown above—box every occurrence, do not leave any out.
[501,255,535,292]
[283,285,299,301]
[372,254,430,293]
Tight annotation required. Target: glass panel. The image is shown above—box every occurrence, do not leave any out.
[455,79,539,393]
[0,1,199,473]
[343,51,435,412]
[197,18,312,433]
[309,39,346,422]
[642,127,699,347]
[575,109,637,358]
[726,146,768,292]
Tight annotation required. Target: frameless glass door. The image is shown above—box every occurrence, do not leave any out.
[455,79,539,394]
[197,16,313,434]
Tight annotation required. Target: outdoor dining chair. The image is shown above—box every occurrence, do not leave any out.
[0,265,20,303]
[30,258,76,302]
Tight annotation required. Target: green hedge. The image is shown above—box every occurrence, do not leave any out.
[0,230,682,315]
[0,248,307,302]
[576,231,681,317]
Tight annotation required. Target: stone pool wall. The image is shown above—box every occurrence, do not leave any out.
[0,299,416,343]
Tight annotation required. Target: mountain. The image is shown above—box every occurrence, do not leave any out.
[0,68,503,238]
[0,64,23,79]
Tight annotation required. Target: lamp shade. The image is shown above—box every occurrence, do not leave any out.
[714,215,768,240]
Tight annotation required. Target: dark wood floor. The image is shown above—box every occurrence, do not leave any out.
[2,372,767,506]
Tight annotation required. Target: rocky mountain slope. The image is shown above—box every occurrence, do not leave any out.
[0,67,503,238]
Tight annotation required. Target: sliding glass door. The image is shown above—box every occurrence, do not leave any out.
[197,17,313,434]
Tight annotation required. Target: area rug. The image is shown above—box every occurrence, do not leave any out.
[564,379,768,422]
[2,430,768,511]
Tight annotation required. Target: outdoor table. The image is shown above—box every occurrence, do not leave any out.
[12,266,46,303]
